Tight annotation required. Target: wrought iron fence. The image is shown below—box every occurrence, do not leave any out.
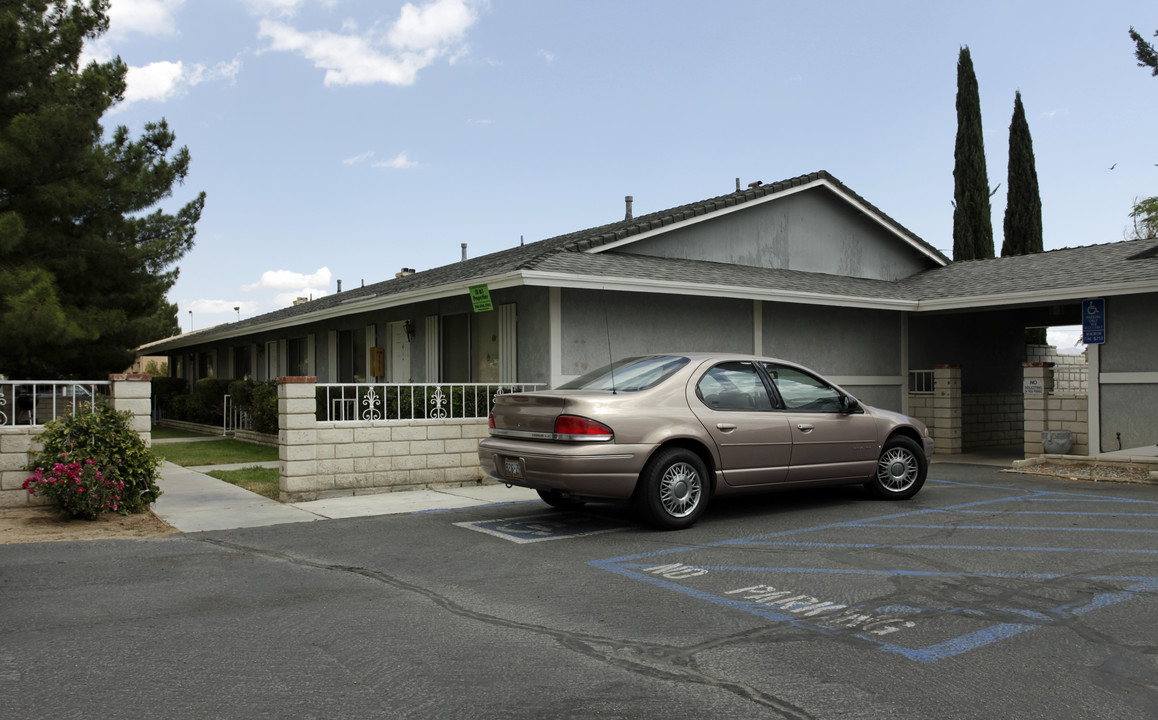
[316,383,547,423]
[908,369,935,394]
[0,381,112,427]
[222,394,253,435]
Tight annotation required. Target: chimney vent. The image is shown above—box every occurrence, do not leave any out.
[461,243,468,262]
[337,279,342,293]
[736,178,740,192]
[624,195,633,221]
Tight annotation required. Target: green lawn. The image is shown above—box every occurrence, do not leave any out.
[153,439,279,466]
[151,425,217,440]
[206,466,280,500]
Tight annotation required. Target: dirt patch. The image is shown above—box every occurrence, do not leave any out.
[0,506,180,544]
[1007,462,1156,485]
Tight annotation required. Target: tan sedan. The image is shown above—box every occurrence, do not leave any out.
[479,354,934,530]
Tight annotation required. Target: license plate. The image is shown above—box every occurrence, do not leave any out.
[502,457,524,480]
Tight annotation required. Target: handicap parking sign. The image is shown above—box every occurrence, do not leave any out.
[1082,298,1105,345]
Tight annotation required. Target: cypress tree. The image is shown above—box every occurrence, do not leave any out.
[952,46,994,260]
[1001,91,1043,257]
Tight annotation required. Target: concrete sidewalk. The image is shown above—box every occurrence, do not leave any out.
[152,461,539,533]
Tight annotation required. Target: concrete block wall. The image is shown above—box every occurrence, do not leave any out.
[1023,363,1090,457]
[1,375,153,508]
[277,377,489,502]
[963,393,1023,448]
[929,365,962,455]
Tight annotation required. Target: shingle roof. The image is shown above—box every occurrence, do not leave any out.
[140,170,1158,353]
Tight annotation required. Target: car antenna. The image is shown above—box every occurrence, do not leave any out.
[603,291,617,394]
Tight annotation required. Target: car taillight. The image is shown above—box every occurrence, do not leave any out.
[488,412,495,429]
[553,415,613,441]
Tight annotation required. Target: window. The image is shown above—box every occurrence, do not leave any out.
[337,329,366,383]
[233,345,251,379]
[696,361,774,410]
[560,355,690,391]
[287,337,308,376]
[760,362,843,411]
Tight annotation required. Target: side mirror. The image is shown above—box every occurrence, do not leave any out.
[841,395,860,413]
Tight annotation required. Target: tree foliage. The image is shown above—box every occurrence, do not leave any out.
[1130,26,1158,76]
[1001,91,1043,257]
[952,46,994,261]
[0,0,204,379]
[1127,26,1157,239]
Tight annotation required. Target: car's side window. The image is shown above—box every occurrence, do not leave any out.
[760,362,843,412]
[697,362,775,411]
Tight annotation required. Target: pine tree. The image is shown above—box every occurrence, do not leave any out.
[952,46,994,261]
[1001,91,1043,257]
[0,1,204,378]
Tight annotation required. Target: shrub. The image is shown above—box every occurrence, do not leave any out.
[26,401,161,515]
[23,459,125,520]
[247,381,278,434]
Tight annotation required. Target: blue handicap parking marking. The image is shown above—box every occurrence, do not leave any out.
[589,482,1158,663]
[456,513,625,544]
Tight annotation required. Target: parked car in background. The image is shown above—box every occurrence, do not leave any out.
[479,354,934,530]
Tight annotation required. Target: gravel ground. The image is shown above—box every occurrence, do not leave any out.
[1009,462,1157,484]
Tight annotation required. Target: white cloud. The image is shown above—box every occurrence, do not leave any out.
[343,151,375,165]
[108,0,185,38]
[537,49,555,64]
[243,267,333,292]
[259,0,482,86]
[244,0,308,18]
[111,58,241,113]
[387,0,477,52]
[372,152,418,169]
[1047,325,1086,355]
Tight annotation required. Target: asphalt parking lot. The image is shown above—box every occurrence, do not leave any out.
[3,463,1157,719]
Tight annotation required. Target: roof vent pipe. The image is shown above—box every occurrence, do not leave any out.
[337,279,342,293]
[625,195,633,221]
[736,178,740,192]
[461,243,468,261]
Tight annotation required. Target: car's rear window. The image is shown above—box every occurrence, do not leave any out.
[556,355,689,391]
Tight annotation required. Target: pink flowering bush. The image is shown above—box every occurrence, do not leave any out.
[23,458,126,520]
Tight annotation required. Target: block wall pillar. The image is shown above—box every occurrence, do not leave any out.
[110,373,153,447]
[278,376,318,502]
[1022,362,1054,456]
[932,365,962,455]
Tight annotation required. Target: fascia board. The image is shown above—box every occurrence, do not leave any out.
[148,272,530,351]
[586,178,947,266]
[519,270,919,311]
[914,279,1158,312]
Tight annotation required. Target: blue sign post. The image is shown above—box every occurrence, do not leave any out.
[1082,298,1105,345]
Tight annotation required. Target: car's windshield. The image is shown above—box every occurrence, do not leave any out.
[556,355,689,391]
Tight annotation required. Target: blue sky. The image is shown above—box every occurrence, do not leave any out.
[89,1,1157,349]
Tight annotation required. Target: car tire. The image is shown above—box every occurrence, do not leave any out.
[866,436,927,500]
[635,447,708,530]
[537,489,586,511]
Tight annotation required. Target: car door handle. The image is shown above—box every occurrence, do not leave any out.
[716,423,737,433]
[796,424,814,433]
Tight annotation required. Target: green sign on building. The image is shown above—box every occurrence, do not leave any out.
[470,284,493,312]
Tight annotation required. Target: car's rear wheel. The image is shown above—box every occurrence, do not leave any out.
[635,448,708,530]
[865,436,926,499]
[537,489,586,511]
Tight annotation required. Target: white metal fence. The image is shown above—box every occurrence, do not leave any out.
[908,369,935,394]
[222,394,253,436]
[316,383,547,423]
[0,381,112,427]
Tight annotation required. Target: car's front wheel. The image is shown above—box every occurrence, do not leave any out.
[865,436,927,500]
[635,447,708,530]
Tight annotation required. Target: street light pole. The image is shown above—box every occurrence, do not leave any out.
[188,310,193,331]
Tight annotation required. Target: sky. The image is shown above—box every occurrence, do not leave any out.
[86,1,1157,352]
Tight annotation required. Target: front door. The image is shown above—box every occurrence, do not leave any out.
[389,321,410,382]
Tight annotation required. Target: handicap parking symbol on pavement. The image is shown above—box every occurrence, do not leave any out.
[456,513,625,544]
